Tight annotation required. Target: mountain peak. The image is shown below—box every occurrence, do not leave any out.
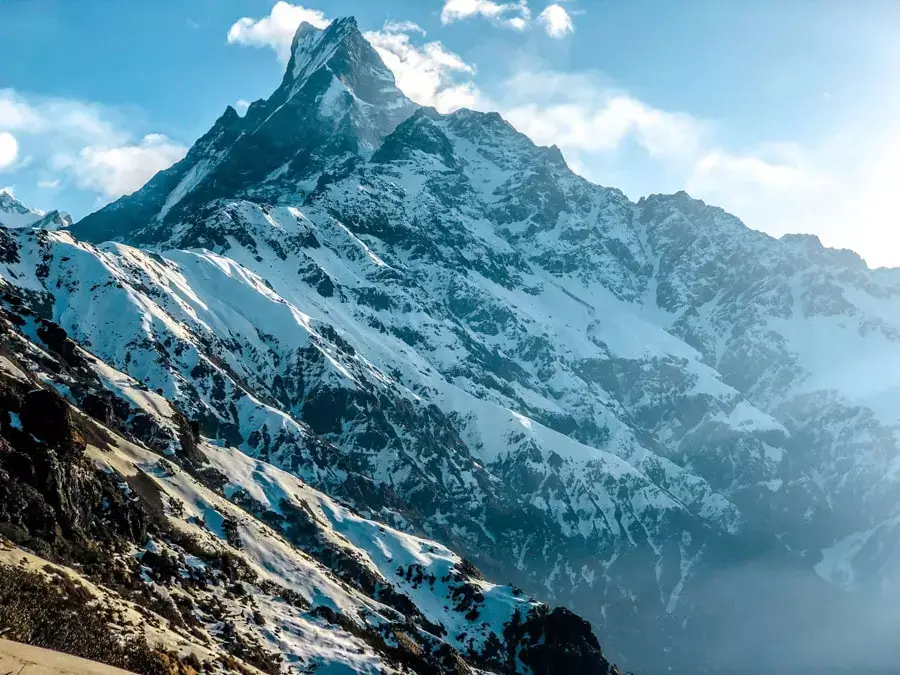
[273,15,412,120]
[0,190,37,228]
[72,16,416,243]
[0,189,28,214]
[282,16,375,91]
[0,191,71,230]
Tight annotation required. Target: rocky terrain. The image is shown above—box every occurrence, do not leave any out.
[3,15,900,675]
[0,284,618,674]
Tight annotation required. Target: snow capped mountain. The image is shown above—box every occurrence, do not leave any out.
[73,17,416,245]
[5,15,900,674]
[0,189,71,230]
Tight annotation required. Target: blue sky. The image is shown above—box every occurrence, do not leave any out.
[2,0,899,265]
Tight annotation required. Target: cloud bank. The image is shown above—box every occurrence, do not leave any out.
[53,133,187,198]
[537,4,574,37]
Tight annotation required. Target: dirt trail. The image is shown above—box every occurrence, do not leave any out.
[0,639,134,674]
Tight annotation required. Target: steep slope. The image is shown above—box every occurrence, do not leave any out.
[73,17,416,244]
[0,283,619,674]
[9,15,900,675]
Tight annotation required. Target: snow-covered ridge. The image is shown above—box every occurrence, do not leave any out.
[0,189,71,230]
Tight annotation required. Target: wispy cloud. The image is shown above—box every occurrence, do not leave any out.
[365,23,481,113]
[383,20,427,35]
[440,0,577,37]
[688,145,823,197]
[52,133,186,199]
[499,71,705,163]
[227,1,329,61]
[0,89,124,147]
[440,0,531,31]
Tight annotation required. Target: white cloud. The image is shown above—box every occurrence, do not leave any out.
[227,1,329,61]
[0,94,42,131]
[0,89,186,200]
[383,20,427,35]
[38,178,61,189]
[688,146,821,196]
[0,132,19,170]
[440,0,531,30]
[682,134,900,268]
[440,0,573,35]
[683,145,828,241]
[366,23,482,113]
[54,134,187,199]
[0,89,127,147]
[538,4,574,38]
[500,71,704,162]
[235,99,251,116]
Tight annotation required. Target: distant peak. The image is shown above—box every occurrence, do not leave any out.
[32,209,72,231]
[0,191,68,230]
[222,104,238,120]
[545,144,568,168]
[0,189,33,216]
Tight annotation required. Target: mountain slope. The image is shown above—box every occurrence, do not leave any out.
[7,15,900,674]
[0,283,619,674]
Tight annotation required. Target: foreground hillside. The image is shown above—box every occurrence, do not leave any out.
[0,285,619,673]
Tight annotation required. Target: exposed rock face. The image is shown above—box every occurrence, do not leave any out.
[0,357,152,549]
[506,607,616,675]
